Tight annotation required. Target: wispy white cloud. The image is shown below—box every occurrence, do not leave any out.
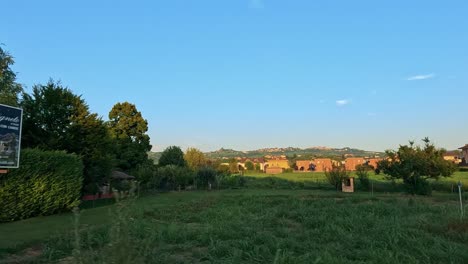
[406,73,435,81]
[336,99,350,106]
[367,112,377,117]
[249,0,264,9]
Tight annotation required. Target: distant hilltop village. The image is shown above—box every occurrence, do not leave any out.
[205,146,382,160]
[148,145,468,174]
[209,145,468,175]
[220,155,383,175]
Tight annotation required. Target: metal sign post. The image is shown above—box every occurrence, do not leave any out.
[0,104,23,169]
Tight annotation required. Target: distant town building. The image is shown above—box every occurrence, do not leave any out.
[237,157,266,171]
[266,157,290,169]
[367,158,382,169]
[345,157,366,171]
[296,160,311,171]
[459,144,468,165]
[443,151,461,164]
[313,158,333,172]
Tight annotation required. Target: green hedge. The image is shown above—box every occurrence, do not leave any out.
[0,149,83,222]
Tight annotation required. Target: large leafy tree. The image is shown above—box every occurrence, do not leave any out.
[21,81,114,191]
[21,81,86,149]
[378,138,456,195]
[108,102,152,171]
[0,46,23,106]
[159,146,186,167]
[184,148,207,171]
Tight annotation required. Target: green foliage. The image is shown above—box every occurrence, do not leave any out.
[378,138,457,195]
[21,80,86,150]
[195,166,217,189]
[355,164,371,190]
[184,148,207,170]
[255,163,261,171]
[147,165,194,191]
[216,174,247,189]
[0,46,23,107]
[21,81,114,189]
[245,161,254,171]
[108,102,152,171]
[216,163,230,175]
[324,165,349,191]
[158,146,186,167]
[0,149,83,222]
[229,159,239,174]
[130,159,156,185]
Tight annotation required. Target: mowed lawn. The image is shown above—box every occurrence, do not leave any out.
[1,189,468,263]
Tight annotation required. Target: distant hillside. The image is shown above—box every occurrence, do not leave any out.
[148,146,383,163]
[205,147,382,160]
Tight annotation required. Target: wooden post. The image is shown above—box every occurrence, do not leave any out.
[458,181,464,220]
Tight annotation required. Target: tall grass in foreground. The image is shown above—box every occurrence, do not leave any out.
[37,190,468,263]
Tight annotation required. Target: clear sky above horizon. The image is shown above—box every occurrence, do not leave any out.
[2,0,467,152]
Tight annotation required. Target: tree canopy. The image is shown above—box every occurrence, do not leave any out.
[159,146,186,167]
[184,148,207,170]
[378,138,456,195]
[108,102,152,171]
[0,46,23,106]
[21,80,114,192]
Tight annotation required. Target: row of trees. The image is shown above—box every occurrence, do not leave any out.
[324,138,457,195]
[0,46,151,193]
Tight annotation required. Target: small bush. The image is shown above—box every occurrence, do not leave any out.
[0,149,84,222]
[195,166,217,189]
[147,165,194,191]
[217,175,246,189]
[131,160,156,185]
[217,164,230,175]
[324,165,349,191]
[356,164,371,190]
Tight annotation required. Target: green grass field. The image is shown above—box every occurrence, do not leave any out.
[1,189,468,263]
[244,171,468,191]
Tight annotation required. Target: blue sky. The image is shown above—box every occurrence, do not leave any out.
[2,0,467,151]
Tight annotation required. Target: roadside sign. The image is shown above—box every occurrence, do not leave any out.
[0,104,23,168]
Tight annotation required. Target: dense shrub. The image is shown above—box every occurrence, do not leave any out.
[378,138,456,195]
[355,164,371,190]
[195,166,217,189]
[324,165,349,191]
[216,174,247,189]
[147,165,194,191]
[131,160,156,185]
[0,149,83,222]
[217,164,230,175]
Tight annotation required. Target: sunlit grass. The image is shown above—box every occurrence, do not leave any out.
[1,189,467,263]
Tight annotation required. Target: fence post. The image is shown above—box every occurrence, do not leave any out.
[458,181,464,220]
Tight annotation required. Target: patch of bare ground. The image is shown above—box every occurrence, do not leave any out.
[0,246,42,264]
